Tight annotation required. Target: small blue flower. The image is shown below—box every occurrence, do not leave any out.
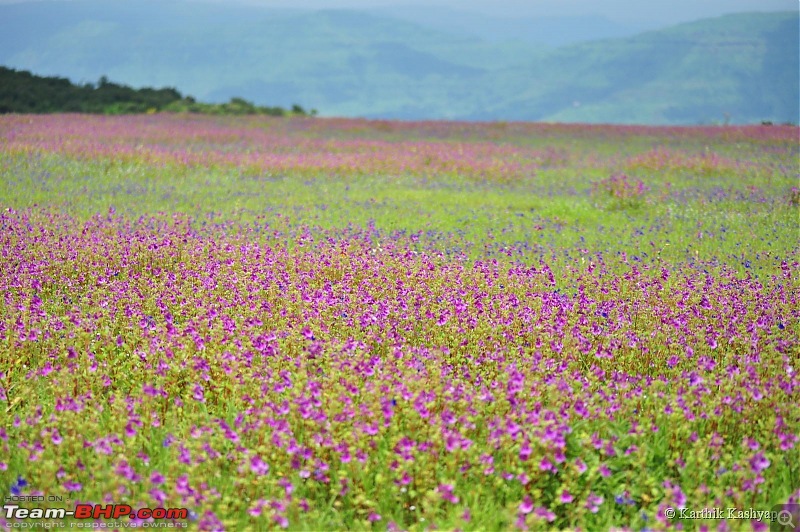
[614,493,635,506]
[10,476,28,495]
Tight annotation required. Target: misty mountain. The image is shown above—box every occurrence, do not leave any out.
[475,11,799,124]
[370,6,643,47]
[0,1,796,124]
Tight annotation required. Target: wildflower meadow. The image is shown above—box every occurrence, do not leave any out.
[0,114,798,531]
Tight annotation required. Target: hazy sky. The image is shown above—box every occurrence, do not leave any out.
[206,0,794,24]
[0,0,796,25]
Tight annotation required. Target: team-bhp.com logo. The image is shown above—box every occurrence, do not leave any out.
[3,504,189,520]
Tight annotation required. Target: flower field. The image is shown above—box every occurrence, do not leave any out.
[0,114,798,531]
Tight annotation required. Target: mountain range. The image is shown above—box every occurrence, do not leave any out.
[0,1,796,124]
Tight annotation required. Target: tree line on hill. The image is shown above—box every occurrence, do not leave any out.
[0,67,317,116]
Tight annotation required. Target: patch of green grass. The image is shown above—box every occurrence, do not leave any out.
[1,146,795,277]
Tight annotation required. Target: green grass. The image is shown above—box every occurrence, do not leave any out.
[1,146,796,277]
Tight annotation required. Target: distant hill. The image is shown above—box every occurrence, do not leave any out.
[370,6,643,47]
[477,11,800,124]
[0,1,796,124]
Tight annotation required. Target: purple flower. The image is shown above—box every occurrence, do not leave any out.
[115,460,140,482]
[534,507,557,522]
[192,384,205,403]
[250,455,270,476]
[438,483,459,504]
[149,488,167,505]
[248,499,266,517]
[750,452,770,473]
[63,481,82,492]
[519,442,532,461]
[672,485,687,508]
[745,438,760,451]
[586,493,604,513]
